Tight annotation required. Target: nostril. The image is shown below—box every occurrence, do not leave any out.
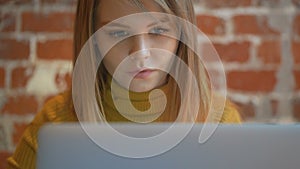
[138,61,144,68]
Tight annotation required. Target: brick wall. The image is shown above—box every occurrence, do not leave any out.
[0,0,76,167]
[194,0,300,123]
[0,0,300,168]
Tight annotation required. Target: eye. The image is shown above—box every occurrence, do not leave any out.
[149,27,169,35]
[108,30,129,38]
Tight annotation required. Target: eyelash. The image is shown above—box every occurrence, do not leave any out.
[108,31,129,38]
[149,27,169,35]
[108,27,169,38]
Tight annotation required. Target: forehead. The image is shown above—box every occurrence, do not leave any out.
[96,0,165,24]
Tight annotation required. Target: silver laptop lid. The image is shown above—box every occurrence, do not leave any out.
[37,123,300,169]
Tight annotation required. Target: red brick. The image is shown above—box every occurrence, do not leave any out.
[13,123,28,146]
[0,67,4,88]
[212,41,251,63]
[205,68,228,90]
[55,72,72,89]
[200,43,219,63]
[232,101,255,120]
[295,70,300,90]
[22,12,75,32]
[233,15,280,35]
[257,40,281,64]
[0,151,12,169]
[293,98,300,121]
[197,15,225,35]
[0,39,30,60]
[294,15,300,36]
[37,39,73,60]
[11,66,34,88]
[1,95,38,115]
[0,12,16,32]
[203,0,252,8]
[292,0,300,7]
[292,41,300,64]
[0,0,9,4]
[227,70,277,92]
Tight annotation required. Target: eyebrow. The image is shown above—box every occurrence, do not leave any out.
[147,17,170,27]
[99,22,130,28]
[100,16,171,29]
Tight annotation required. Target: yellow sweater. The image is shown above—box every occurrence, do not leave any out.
[7,82,241,169]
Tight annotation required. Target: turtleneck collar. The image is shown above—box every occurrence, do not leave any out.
[102,74,171,123]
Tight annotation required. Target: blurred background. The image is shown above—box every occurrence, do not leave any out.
[0,0,299,168]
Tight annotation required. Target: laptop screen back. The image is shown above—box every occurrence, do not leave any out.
[37,123,300,169]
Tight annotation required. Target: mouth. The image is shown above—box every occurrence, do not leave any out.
[128,69,155,79]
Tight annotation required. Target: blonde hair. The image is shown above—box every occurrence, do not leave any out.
[73,0,211,122]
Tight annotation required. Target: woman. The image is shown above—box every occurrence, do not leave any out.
[7,0,241,168]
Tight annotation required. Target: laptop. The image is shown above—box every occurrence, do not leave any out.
[37,123,300,169]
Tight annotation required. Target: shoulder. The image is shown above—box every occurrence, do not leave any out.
[33,90,77,125]
[7,91,77,169]
[197,99,242,123]
[220,100,242,123]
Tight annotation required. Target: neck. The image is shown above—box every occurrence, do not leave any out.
[101,75,173,123]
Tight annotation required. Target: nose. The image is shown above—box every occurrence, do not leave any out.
[129,34,151,63]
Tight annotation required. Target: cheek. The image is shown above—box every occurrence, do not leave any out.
[161,39,178,69]
[102,55,115,75]
[155,37,178,53]
[158,39,178,61]
[169,40,179,54]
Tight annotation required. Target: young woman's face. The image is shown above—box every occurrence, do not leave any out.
[95,0,179,92]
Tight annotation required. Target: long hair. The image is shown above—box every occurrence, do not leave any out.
[73,0,211,122]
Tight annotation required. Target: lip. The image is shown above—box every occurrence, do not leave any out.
[128,68,155,79]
